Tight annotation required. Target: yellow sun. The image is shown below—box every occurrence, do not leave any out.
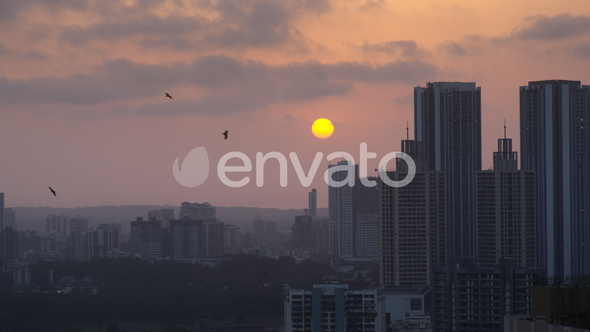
[312,118,334,139]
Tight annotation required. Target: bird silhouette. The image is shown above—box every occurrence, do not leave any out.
[260,270,272,277]
[222,130,228,140]
[49,187,56,196]
[165,93,172,99]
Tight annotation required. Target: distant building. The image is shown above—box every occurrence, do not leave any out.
[202,220,224,258]
[0,226,19,260]
[224,224,240,249]
[265,221,277,237]
[85,223,119,259]
[171,219,202,258]
[18,230,40,255]
[253,218,265,237]
[308,189,317,218]
[415,82,482,260]
[130,217,161,259]
[284,284,386,332]
[46,213,68,238]
[520,79,590,278]
[328,160,379,259]
[3,208,15,229]
[69,228,85,260]
[292,215,313,247]
[148,208,175,222]
[313,218,330,254]
[68,216,88,237]
[178,202,215,220]
[170,218,224,258]
[476,133,537,268]
[433,258,543,332]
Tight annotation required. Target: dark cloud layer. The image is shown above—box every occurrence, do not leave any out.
[0,56,439,114]
[513,13,590,40]
[437,13,590,58]
[3,0,330,51]
[362,40,430,58]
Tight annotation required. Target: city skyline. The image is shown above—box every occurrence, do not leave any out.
[1,1,589,209]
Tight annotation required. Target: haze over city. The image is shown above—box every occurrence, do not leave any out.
[1,0,589,209]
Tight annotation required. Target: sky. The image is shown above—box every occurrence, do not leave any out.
[1,0,589,210]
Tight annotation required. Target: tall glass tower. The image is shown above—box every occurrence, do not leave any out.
[414,82,482,260]
[520,79,590,279]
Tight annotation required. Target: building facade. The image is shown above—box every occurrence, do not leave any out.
[309,189,317,218]
[433,258,542,332]
[520,79,590,278]
[130,217,161,259]
[292,215,314,247]
[85,223,119,259]
[476,135,537,268]
[415,82,482,260]
[328,161,379,259]
[0,226,19,260]
[380,167,446,288]
[170,218,224,258]
[284,284,386,332]
[46,213,68,238]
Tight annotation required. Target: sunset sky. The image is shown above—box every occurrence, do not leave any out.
[1,0,589,210]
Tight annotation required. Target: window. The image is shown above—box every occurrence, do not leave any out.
[411,298,422,311]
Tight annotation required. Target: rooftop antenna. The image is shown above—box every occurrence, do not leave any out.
[406,120,409,140]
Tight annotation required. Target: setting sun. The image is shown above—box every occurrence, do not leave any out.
[312,118,334,139]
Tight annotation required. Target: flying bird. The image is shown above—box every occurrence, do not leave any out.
[222,130,228,140]
[165,93,172,99]
[49,187,56,196]
[260,270,272,277]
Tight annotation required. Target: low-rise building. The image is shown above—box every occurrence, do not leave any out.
[284,283,386,332]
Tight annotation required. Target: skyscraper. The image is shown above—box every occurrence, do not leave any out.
[379,139,446,288]
[520,79,590,278]
[308,189,317,218]
[476,132,537,268]
[415,82,482,259]
[328,160,379,259]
